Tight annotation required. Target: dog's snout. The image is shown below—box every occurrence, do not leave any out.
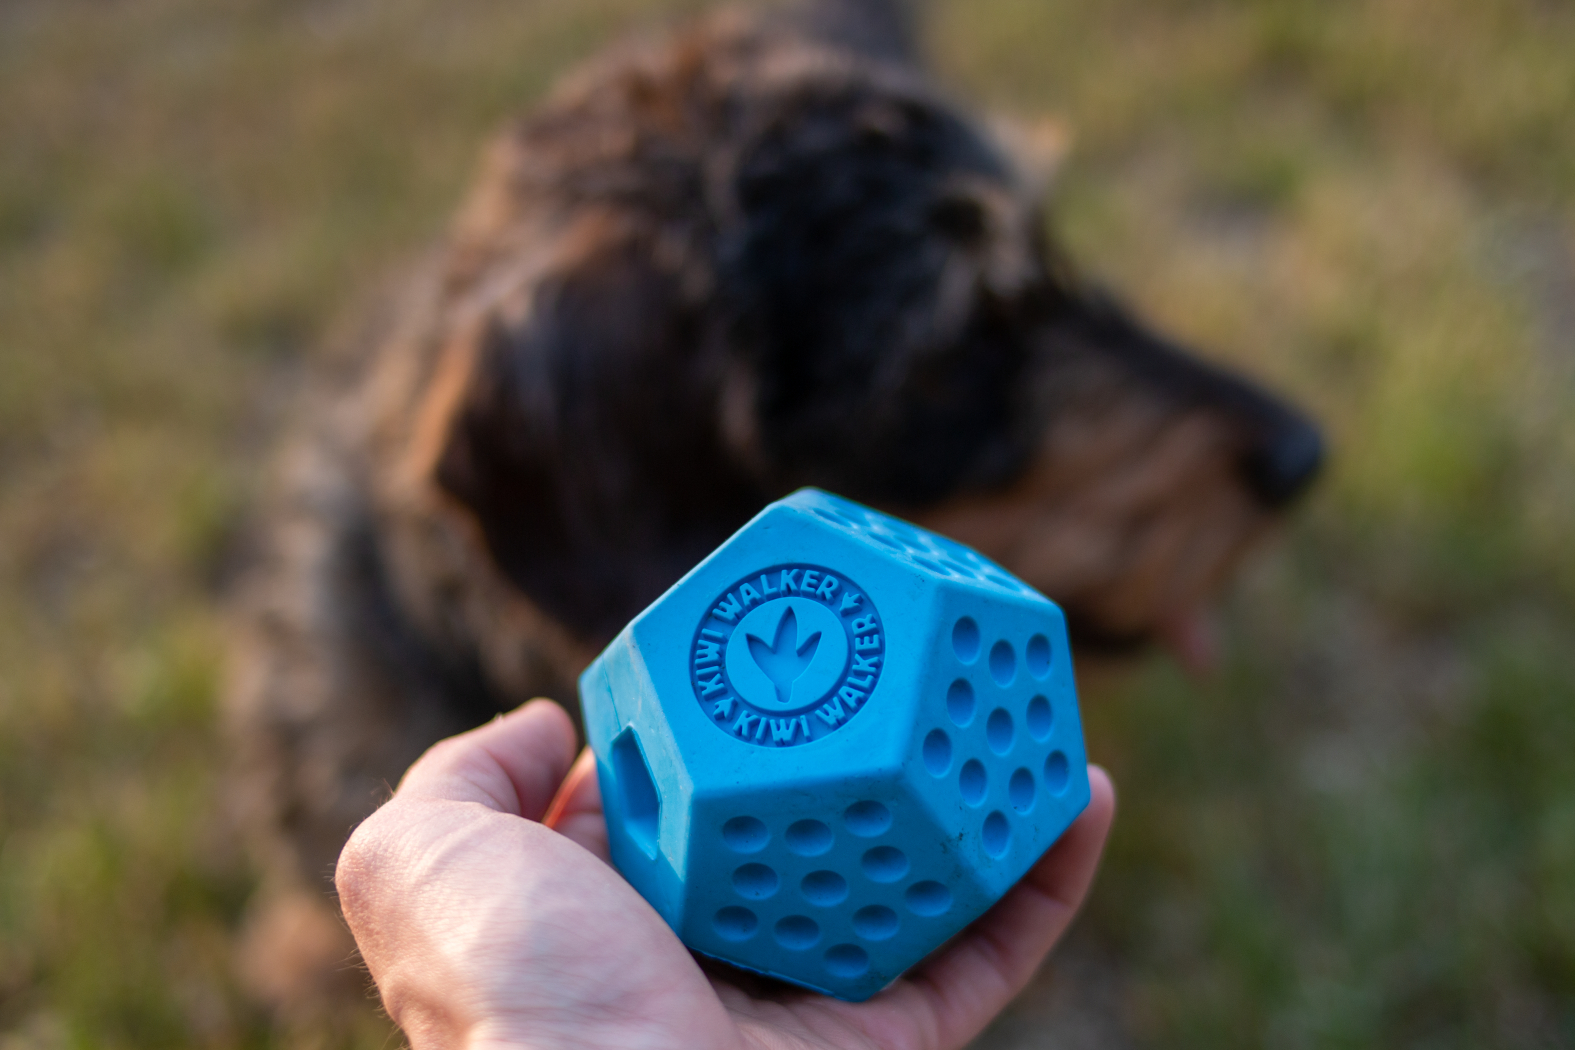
[1052,295,1326,511]
[1242,416,1324,508]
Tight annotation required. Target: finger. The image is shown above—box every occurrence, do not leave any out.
[543,748,611,863]
[859,766,1116,1050]
[397,699,578,821]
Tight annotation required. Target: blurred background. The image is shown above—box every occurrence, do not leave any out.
[2,0,1574,1046]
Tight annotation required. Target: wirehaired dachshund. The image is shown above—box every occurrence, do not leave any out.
[225,0,1321,1018]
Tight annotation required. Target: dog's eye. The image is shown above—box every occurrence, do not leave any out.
[930,196,987,246]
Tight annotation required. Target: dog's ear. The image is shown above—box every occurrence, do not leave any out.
[430,225,764,643]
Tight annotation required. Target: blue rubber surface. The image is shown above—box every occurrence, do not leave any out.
[580,488,1091,1001]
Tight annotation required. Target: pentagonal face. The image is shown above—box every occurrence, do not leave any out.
[620,491,952,799]
[902,581,1091,899]
[581,487,1090,1001]
[678,774,992,1000]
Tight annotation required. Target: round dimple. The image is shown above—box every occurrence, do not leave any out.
[869,532,907,553]
[785,819,834,856]
[905,880,953,916]
[952,617,981,663]
[940,556,981,579]
[722,816,768,853]
[983,570,1024,592]
[935,537,983,564]
[1009,768,1035,813]
[1026,634,1052,678]
[1026,695,1053,741]
[862,846,909,883]
[844,801,892,837]
[852,905,899,941]
[714,907,758,941]
[1045,751,1071,795]
[959,759,988,806]
[812,507,857,529]
[882,522,933,552]
[986,708,1014,755]
[824,944,870,978]
[774,915,821,950]
[946,679,976,727]
[982,811,1011,857]
[732,863,779,900]
[838,504,869,524]
[922,729,952,776]
[989,641,1016,686]
[801,870,848,906]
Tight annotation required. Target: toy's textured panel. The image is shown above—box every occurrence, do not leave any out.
[581,487,1090,1000]
[679,782,992,998]
[903,586,1090,900]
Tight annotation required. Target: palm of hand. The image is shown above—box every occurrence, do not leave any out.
[337,702,1114,1050]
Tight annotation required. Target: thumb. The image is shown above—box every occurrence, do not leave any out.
[397,699,579,821]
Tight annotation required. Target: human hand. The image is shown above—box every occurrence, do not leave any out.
[336,700,1116,1050]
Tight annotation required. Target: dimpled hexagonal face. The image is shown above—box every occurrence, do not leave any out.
[579,488,1090,1000]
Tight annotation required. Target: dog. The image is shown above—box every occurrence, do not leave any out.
[224,0,1322,1021]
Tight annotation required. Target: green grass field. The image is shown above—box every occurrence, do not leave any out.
[2,0,1574,1046]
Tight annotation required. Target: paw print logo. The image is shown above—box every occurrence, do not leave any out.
[732,600,844,711]
[691,565,885,747]
[747,605,822,699]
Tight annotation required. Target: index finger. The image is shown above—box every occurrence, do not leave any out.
[396,698,579,822]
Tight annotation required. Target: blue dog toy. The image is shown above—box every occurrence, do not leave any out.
[579,488,1090,1000]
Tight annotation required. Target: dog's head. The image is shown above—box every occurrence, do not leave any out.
[388,6,1320,672]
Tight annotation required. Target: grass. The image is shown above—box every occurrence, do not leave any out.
[2,0,1573,1046]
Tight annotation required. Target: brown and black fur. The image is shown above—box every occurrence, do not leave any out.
[225,0,1322,1020]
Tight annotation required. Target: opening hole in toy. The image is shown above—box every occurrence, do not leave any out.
[610,729,659,859]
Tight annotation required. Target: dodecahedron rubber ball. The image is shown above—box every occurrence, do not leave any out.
[579,488,1090,1001]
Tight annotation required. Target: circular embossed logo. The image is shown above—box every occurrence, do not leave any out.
[691,564,884,747]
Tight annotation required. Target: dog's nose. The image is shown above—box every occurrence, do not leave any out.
[1242,416,1324,508]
